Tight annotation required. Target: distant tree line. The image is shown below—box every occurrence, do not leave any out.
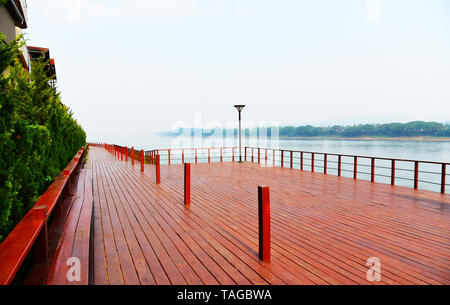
[279,121,450,138]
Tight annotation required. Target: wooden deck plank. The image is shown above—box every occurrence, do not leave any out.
[46,170,86,285]
[83,147,450,285]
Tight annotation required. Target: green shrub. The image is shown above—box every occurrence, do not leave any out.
[0,33,86,242]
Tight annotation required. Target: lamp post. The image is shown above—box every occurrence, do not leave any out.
[234,105,246,162]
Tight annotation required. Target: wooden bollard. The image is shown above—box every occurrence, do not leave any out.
[184,163,190,206]
[156,154,161,184]
[140,149,144,172]
[131,147,134,166]
[125,146,128,162]
[258,186,270,262]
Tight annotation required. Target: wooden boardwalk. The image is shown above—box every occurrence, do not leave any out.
[85,147,449,285]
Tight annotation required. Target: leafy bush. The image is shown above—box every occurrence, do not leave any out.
[0,34,86,242]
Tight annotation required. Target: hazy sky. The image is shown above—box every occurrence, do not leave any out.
[25,0,450,140]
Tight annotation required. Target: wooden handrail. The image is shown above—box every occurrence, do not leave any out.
[0,145,88,285]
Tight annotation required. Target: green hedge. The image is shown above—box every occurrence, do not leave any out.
[0,34,86,242]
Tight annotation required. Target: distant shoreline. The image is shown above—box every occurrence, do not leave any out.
[280,136,450,142]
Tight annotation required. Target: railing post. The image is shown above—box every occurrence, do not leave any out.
[245,147,247,162]
[414,161,419,189]
[301,152,304,170]
[220,148,223,163]
[131,147,134,166]
[353,156,357,179]
[258,186,270,263]
[265,149,268,165]
[273,149,275,167]
[258,148,260,164]
[290,151,293,169]
[184,163,190,206]
[195,149,198,164]
[281,150,284,168]
[371,158,375,182]
[156,154,161,184]
[208,148,211,163]
[121,147,123,161]
[125,146,128,162]
[441,163,446,194]
[311,153,314,172]
[232,148,235,162]
[168,149,171,166]
[324,154,327,174]
[63,169,71,196]
[337,155,341,176]
[140,150,144,172]
[252,148,254,163]
[31,206,48,264]
[182,149,185,164]
[391,160,395,185]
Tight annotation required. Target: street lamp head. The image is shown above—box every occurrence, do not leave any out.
[234,105,246,112]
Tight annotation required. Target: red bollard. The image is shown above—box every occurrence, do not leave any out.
[184,163,190,206]
[140,149,144,172]
[131,147,134,166]
[156,154,161,184]
[258,185,270,262]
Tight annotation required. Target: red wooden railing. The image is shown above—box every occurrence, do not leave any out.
[96,143,449,194]
[245,147,450,194]
[0,145,88,285]
[145,147,239,165]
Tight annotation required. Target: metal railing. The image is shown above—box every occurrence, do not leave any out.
[98,143,449,194]
[245,147,449,194]
[145,147,239,165]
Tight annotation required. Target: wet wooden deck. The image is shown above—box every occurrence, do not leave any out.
[85,147,449,285]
